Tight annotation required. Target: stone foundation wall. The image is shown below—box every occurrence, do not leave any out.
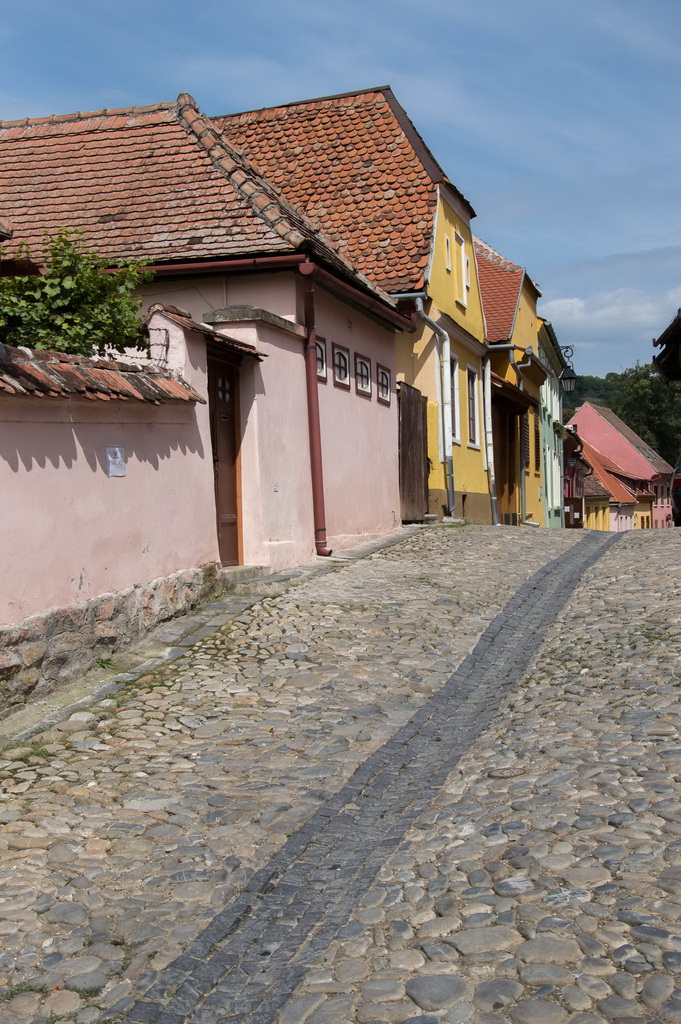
[455,490,494,525]
[0,562,223,717]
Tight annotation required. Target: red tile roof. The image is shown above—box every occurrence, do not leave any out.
[579,439,637,505]
[216,87,473,293]
[583,470,612,499]
[0,343,204,404]
[0,94,392,306]
[581,402,673,477]
[473,237,526,343]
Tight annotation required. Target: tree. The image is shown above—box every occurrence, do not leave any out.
[611,363,681,467]
[0,230,152,356]
[562,373,624,420]
[565,363,681,466]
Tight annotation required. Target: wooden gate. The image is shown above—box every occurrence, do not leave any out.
[207,354,240,565]
[564,496,584,528]
[398,381,428,522]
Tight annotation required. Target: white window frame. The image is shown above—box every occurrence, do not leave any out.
[332,343,350,390]
[354,353,371,397]
[450,353,461,443]
[376,364,391,406]
[455,231,467,308]
[466,364,480,448]
[316,337,327,382]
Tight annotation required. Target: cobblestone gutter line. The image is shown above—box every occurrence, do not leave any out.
[118,530,619,1024]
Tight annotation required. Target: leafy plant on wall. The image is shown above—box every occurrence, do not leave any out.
[0,229,152,356]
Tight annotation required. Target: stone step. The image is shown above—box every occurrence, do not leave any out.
[217,564,271,589]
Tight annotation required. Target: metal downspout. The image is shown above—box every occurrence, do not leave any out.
[394,292,455,515]
[300,261,332,556]
[483,355,499,525]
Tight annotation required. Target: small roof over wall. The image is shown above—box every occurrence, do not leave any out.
[143,303,266,359]
[0,343,205,403]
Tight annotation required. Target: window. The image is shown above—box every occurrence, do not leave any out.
[466,367,478,446]
[450,354,460,441]
[534,412,541,472]
[332,344,350,390]
[377,364,391,405]
[315,337,327,382]
[355,353,371,396]
[445,235,452,272]
[521,412,530,469]
[455,232,467,307]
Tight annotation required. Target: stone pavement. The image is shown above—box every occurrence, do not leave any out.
[0,525,680,1024]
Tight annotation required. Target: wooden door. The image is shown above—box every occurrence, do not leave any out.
[398,381,428,521]
[208,356,240,565]
[493,403,517,525]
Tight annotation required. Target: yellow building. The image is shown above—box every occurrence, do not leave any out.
[219,86,493,522]
[395,193,490,520]
[474,238,548,527]
[585,501,611,530]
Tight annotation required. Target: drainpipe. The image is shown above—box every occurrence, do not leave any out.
[299,261,332,556]
[394,292,455,515]
[489,342,522,387]
[488,343,540,526]
[482,355,499,525]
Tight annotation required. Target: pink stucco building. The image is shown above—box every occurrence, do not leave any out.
[568,402,673,529]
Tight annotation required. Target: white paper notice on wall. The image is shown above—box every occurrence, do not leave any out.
[106,446,126,478]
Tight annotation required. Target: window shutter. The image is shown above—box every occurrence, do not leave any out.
[521,413,530,469]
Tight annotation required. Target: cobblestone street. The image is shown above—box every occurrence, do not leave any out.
[1,525,681,1024]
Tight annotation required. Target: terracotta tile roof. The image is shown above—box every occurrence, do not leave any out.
[583,471,612,499]
[473,237,526,343]
[581,402,673,477]
[216,87,472,294]
[0,93,392,306]
[0,343,204,404]
[579,439,637,505]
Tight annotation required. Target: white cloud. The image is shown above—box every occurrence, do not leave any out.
[539,285,681,374]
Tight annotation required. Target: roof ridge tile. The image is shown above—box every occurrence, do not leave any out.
[0,101,176,130]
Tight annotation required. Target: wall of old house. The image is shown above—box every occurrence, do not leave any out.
[1,394,216,628]
[223,319,317,571]
[611,506,635,531]
[585,499,611,531]
[0,354,221,711]
[313,286,401,547]
[194,273,401,566]
[402,194,490,521]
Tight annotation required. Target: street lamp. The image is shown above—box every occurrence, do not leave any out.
[560,365,577,393]
[558,344,576,393]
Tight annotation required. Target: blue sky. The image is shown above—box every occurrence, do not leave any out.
[3,0,680,376]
